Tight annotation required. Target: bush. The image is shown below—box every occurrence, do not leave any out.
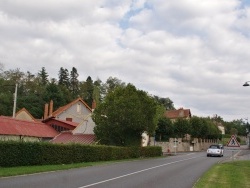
[0,141,162,167]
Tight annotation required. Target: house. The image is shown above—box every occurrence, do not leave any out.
[0,116,58,142]
[43,98,97,144]
[43,98,96,134]
[15,108,37,122]
[165,108,192,121]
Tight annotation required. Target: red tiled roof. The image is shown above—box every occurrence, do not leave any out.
[165,108,191,119]
[52,97,92,117]
[51,131,96,144]
[0,116,58,138]
[43,117,79,127]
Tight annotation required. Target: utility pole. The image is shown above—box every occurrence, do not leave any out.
[12,83,18,118]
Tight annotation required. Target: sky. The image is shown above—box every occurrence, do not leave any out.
[0,0,250,122]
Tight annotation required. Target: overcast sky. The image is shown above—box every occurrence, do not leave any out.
[0,0,250,121]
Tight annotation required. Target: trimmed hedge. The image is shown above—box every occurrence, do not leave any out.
[0,141,162,167]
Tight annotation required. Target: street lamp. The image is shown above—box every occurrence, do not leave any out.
[243,81,250,87]
[243,82,250,148]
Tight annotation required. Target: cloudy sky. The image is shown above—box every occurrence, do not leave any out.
[0,0,250,121]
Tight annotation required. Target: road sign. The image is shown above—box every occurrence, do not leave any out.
[227,135,240,147]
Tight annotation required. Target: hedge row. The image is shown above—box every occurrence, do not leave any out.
[0,141,162,167]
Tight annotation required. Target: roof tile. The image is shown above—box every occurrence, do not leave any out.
[51,131,96,144]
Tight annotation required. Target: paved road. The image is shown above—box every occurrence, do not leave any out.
[0,148,242,188]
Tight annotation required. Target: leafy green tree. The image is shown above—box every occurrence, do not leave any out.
[93,78,106,104]
[224,119,246,136]
[93,84,159,146]
[190,116,203,138]
[155,117,173,141]
[18,93,45,118]
[154,96,175,110]
[173,118,190,139]
[102,77,126,96]
[207,120,221,139]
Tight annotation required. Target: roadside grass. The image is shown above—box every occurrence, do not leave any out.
[0,162,106,177]
[0,157,164,178]
[194,161,250,188]
[0,159,139,178]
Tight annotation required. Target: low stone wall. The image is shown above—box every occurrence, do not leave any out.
[150,137,219,153]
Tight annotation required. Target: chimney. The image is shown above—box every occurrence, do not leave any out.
[49,100,53,117]
[44,103,49,119]
[92,100,96,112]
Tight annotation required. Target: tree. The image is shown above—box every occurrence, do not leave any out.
[173,118,190,139]
[92,78,103,106]
[79,76,94,107]
[154,96,175,110]
[207,120,221,139]
[224,119,246,136]
[0,62,3,72]
[37,67,49,86]
[69,67,79,98]
[190,116,209,139]
[155,117,173,141]
[58,67,70,87]
[43,82,66,111]
[102,77,126,96]
[93,84,159,146]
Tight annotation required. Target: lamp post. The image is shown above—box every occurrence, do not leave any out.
[243,81,250,87]
[12,83,18,118]
[243,81,250,148]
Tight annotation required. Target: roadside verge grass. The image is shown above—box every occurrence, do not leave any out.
[0,157,164,178]
[194,161,250,188]
[0,162,105,177]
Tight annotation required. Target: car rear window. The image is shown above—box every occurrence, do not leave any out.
[209,145,220,149]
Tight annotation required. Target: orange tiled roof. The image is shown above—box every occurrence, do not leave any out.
[0,116,58,138]
[165,108,191,119]
[52,97,92,117]
[51,131,96,144]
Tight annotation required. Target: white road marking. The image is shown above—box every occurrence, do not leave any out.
[78,156,199,188]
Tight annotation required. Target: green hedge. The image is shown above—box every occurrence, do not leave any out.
[0,141,162,167]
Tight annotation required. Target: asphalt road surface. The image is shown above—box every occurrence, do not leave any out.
[0,148,235,188]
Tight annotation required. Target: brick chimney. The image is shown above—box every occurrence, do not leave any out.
[44,103,49,119]
[49,100,53,117]
[92,100,96,112]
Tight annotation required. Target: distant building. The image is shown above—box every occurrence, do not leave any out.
[165,108,192,121]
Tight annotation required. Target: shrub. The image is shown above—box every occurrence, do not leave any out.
[0,141,162,167]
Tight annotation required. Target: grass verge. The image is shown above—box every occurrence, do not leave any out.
[0,157,163,178]
[0,162,107,177]
[0,159,139,178]
[194,161,250,188]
